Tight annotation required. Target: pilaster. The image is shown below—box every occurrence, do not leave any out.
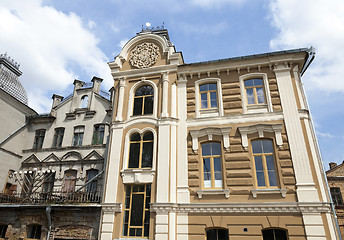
[161,72,169,118]
[115,78,126,121]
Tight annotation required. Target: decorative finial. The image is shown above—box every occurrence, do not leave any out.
[141,22,165,32]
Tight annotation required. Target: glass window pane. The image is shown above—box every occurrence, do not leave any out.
[135,85,153,96]
[211,143,221,155]
[256,87,265,104]
[262,229,274,240]
[202,143,211,156]
[266,155,276,170]
[133,98,143,115]
[252,141,263,154]
[144,96,154,114]
[128,143,140,168]
[204,179,211,188]
[211,99,217,108]
[144,224,149,237]
[274,229,288,240]
[254,156,264,170]
[246,88,255,104]
[142,142,153,168]
[143,132,153,140]
[214,179,223,188]
[201,93,207,101]
[244,79,254,87]
[200,84,208,92]
[129,228,135,236]
[268,171,278,187]
[262,140,273,153]
[130,194,144,226]
[131,133,141,141]
[146,185,151,196]
[253,79,263,86]
[206,229,217,239]
[201,100,208,109]
[218,229,229,240]
[214,158,222,172]
[203,158,211,172]
[124,211,129,223]
[123,224,128,236]
[210,92,217,101]
[208,83,217,91]
[256,172,266,187]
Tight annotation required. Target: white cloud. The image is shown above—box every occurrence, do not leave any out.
[118,38,129,48]
[0,0,112,113]
[316,131,335,139]
[190,0,247,8]
[268,0,344,92]
[88,20,96,29]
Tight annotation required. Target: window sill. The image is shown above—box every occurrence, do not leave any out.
[196,189,230,199]
[199,109,220,118]
[246,104,269,114]
[251,189,287,198]
[121,169,155,184]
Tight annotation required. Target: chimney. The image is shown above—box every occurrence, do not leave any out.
[329,162,337,170]
[51,94,64,108]
[73,79,84,92]
[91,76,103,94]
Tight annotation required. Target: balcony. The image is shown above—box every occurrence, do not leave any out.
[0,191,101,204]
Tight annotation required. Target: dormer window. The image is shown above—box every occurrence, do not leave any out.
[133,85,154,116]
[80,95,88,108]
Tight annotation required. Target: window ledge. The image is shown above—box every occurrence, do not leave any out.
[199,109,219,118]
[246,104,268,114]
[251,189,287,198]
[196,189,230,199]
[121,169,155,184]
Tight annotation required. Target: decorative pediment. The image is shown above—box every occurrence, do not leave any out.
[22,154,40,164]
[189,127,232,153]
[237,124,283,150]
[83,150,104,161]
[61,151,82,161]
[42,153,60,163]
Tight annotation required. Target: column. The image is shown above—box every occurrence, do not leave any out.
[161,72,169,118]
[115,78,125,121]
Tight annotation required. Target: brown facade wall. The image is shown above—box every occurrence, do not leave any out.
[188,213,306,240]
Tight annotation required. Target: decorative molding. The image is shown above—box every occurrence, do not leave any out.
[121,169,155,184]
[101,203,122,213]
[150,202,331,214]
[238,124,283,150]
[129,42,159,69]
[196,189,230,199]
[251,189,287,198]
[189,127,232,153]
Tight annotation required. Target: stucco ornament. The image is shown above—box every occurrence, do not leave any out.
[129,42,159,69]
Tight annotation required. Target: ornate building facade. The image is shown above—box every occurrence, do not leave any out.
[99,28,339,239]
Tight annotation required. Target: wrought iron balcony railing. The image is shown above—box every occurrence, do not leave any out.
[0,190,101,204]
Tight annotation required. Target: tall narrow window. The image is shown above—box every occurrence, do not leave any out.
[202,142,223,189]
[92,124,105,145]
[21,172,34,197]
[252,140,278,188]
[123,185,151,237]
[244,78,266,105]
[73,126,84,146]
[0,225,8,238]
[33,129,45,149]
[62,169,77,192]
[200,83,218,109]
[52,127,64,148]
[27,225,41,239]
[262,228,288,240]
[331,187,343,206]
[86,169,99,193]
[133,85,154,116]
[80,95,88,108]
[206,228,229,240]
[128,132,153,169]
[42,172,55,193]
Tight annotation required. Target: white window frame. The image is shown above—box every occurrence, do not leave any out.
[195,78,224,118]
[127,79,158,120]
[121,127,157,184]
[239,73,273,114]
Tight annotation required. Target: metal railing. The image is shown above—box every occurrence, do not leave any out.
[0,190,101,204]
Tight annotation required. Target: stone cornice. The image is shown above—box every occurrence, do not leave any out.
[101,203,122,213]
[150,202,332,214]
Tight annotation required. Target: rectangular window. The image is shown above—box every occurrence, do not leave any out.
[331,187,343,206]
[62,170,77,192]
[21,172,34,197]
[92,124,105,145]
[73,126,84,146]
[33,129,46,149]
[52,128,64,148]
[199,83,218,110]
[85,169,98,192]
[202,142,223,189]
[123,185,151,238]
[0,225,8,238]
[252,140,278,188]
[244,79,266,105]
[42,172,55,193]
[27,225,41,239]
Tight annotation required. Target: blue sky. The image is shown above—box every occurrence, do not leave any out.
[0,0,343,169]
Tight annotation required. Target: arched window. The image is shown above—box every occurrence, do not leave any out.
[244,78,266,105]
[128,132,153,169]
[262,228,288,240]
[133,85,154,116]
[80,95,88,108]
[202,142,223,189]
[62,169,77,192]
[206,228,229,240]
[252,140,278,188]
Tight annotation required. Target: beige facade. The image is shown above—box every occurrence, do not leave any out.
[99,28,340,240]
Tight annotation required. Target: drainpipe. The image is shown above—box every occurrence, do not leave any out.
[46,206,52,240]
